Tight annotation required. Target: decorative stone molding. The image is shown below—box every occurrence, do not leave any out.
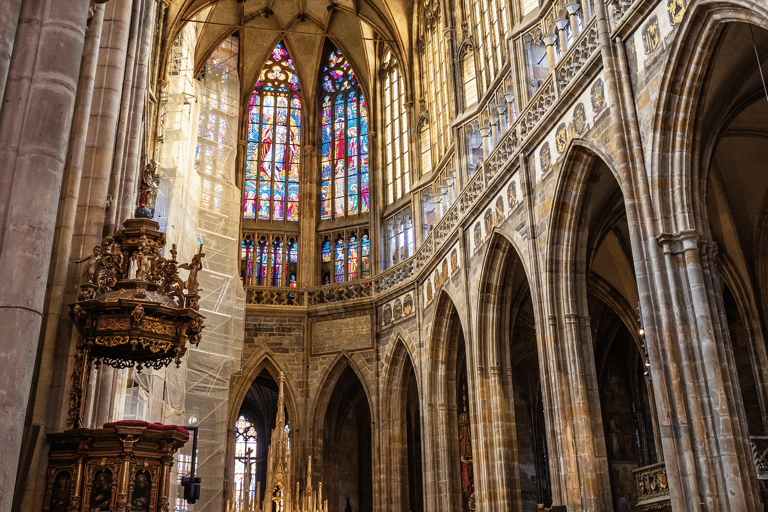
[633,462,671,510]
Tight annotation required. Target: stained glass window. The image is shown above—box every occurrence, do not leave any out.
[348,235,359,280]
[334,237,345,282]
[321,240,331,263]
[241,233,298,287]
[319,47,369,220]
[234,415,259,511]
[361,234,371,278]
[244,43,301,221]
[422,3,453,166]
[241,236,254,285]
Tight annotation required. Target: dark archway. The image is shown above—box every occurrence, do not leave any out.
[323,364,373,512]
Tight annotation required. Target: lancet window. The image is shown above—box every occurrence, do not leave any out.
[461,0,508,93]
[244,43,301,222]
[382,50,410,204]
[319,47,370,220]
[421,2,453,167]
[241,233,298,287]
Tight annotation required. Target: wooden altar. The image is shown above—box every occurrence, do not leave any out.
[43,420,189,512]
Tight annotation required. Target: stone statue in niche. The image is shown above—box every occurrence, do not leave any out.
[90,469,113,511]
[129,470,151,512]
[49,471,73,512]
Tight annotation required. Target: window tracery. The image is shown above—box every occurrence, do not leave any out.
[241,233,298,287]
[320,229,371,284]
[320,47,370,220]
[244,42,301,222]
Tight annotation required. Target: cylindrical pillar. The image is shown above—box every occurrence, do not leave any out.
[565,3,582,36]
[554,18,570,56]
[0,0,23,109]
[0,0,89,509]
[542,33,558,70]
[20,5,106,509]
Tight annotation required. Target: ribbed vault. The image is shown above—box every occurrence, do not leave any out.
[165,0,412,99]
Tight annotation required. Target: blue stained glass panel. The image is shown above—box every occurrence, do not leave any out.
[289,242,298,264]
[322,241,331,262]
[348,236,358,280]
[334,239,345,282]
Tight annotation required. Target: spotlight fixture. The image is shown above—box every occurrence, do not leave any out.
[264,8,273,18]
[297,13,306,22]
[327,2,336,11]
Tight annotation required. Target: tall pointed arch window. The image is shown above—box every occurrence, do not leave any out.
[319,47,370,220]
[382,50,410,204]
[244,43,301,221]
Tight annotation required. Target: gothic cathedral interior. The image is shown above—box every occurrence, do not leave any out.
[1,0,768,511]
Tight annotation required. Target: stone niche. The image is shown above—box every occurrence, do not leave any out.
[44,420,189,512]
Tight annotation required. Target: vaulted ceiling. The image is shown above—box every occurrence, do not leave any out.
[164,0,413,100]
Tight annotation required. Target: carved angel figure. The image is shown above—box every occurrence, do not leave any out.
[76,246,102,284]
[133,243,154,280]
[179,248,205,294]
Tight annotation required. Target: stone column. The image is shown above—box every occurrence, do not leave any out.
[118,0,156,225]
[542,33,558,71]
[19,6,106,509]
[104,0,142,233]
[554,18,570,56]
[565,3,582,36]
[479,124,492,158]
[0,0,89,509]
[0,0,23,109]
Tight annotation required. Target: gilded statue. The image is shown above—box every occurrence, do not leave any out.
[133,243,155,281]
[179,245,205,294]
[76,246,102,284]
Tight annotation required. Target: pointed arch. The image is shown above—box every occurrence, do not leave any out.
[309,353,375,442]
[649,1,768,233]
[423,291,467,512]
[244,41,302,222]
[319,45,370,220]
[380,337,423,512]
[229,352,298,435]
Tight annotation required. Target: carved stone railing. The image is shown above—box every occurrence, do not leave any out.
[519,75,557,139]
[374,259,414,293]
[750,436,768,479]
[555,18,599,93]
[308,280,373,305]
[633,462,671,511]
[607,0,635,25]
[246,287,305,307]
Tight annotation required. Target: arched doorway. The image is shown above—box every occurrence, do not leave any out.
[323,364,373,512]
